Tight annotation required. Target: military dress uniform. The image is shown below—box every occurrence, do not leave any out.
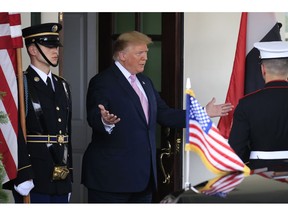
[24,66,73,196]
[10,23,73,203]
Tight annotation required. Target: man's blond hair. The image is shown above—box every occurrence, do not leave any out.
[113,31,152,60]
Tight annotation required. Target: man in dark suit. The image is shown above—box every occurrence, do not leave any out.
[82,31,233,203]
[229,41,288,169]
[8,23,73,203]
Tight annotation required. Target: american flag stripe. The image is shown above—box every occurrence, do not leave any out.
[0,12,23,183]
[0,13,23,49]
[190,124,240,160]
[188,123,245,173]
[0,50,18,118]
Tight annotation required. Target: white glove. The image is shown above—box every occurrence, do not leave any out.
[14,180,34,196]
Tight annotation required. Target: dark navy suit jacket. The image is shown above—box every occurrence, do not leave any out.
[82,63,185,193]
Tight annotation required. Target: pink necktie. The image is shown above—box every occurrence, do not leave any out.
[130,75,149,123]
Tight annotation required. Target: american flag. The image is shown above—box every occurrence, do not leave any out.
[185,88,250,175]
[0,12,23,183]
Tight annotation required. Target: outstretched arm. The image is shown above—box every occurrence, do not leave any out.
[205,97,233,118]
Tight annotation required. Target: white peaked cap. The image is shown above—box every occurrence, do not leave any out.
[254,41,288,59]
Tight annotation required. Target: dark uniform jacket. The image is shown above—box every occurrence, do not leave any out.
[81,63,185,193]
[15,66,73,195]
[229,80,288,168]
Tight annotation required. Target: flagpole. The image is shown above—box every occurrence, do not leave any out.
[184,78,191,190]
[185,147,190,190]
[16,48,30,204]
[17,49,26,137]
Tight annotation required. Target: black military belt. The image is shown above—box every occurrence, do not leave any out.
[26,135,69,144]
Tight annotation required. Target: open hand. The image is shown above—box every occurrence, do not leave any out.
[98,104,121,125]
[205,97,233,118]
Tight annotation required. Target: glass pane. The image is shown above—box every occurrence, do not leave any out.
[114,13,135,34]
[156,125,161,148]
[31,12,41,25]
[144,41,161,91]
[142,13,162,35]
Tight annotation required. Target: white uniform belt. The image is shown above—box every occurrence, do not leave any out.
[249,151,288,159]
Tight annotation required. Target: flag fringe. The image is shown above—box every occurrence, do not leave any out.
[185,89,195,97]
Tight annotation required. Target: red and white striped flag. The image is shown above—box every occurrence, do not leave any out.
[217,12,282,139]
[185,88,250,175]
[0,12,23,183]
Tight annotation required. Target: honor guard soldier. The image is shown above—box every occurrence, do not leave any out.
[12,23,73,203]
[229,41,288,169]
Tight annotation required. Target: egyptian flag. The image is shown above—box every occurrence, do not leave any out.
[217,12,282,139]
